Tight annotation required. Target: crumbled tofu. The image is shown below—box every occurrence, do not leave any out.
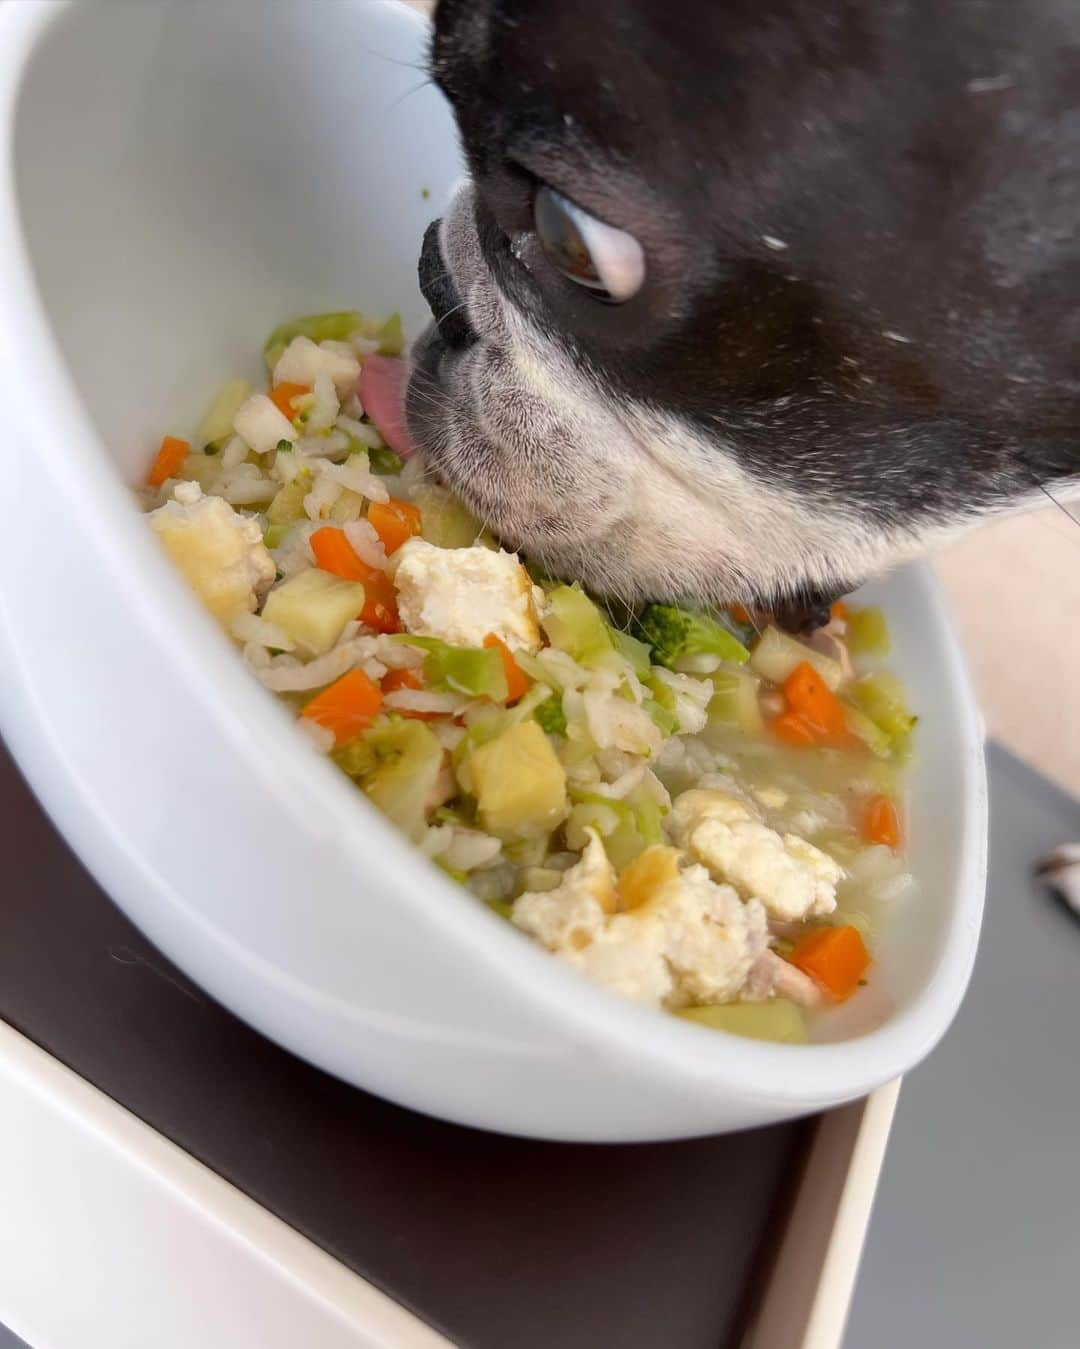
[669,789,842,922]
[273,335,360,396]
[751,785,789,812]
[392,538,541,651]
[233,393,296,456]
[148,485,275,625]
[647,862,769,1006]
[512,830,768,1008]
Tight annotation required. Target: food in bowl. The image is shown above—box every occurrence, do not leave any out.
[138,309,917,1044]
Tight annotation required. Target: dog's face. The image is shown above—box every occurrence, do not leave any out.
[406,0,1079,614]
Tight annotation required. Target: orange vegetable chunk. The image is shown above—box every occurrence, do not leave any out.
[789,925,871,1002]
[483,634,531,704]
[862,794,902,849]
[301,668,383,746]
[269,381,310,420]
[148,435,190,487]
[367,497,422,555]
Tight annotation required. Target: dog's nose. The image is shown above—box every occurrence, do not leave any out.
[418,219,476,350]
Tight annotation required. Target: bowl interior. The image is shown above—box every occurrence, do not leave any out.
[13,0,458,483]
[5,0,986,1087]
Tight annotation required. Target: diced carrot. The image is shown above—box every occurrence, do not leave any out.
[862,794,902,849]
[367,497,422,555]
[301,668,383,746]
[269,381,310,420]
[308,527,399,632]
[783,661,849,741]
[789,925,871,1002]
[310,527,367,582]
[770,711,818,748]
[380,665,441,719]
[356,565,401,634]
[730,603,752,624]
[483,633,531,704]
[381,667,423,695]
[831,600,850,622]
[148,435,189,487]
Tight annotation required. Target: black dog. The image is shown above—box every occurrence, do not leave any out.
[406,0,1078,636]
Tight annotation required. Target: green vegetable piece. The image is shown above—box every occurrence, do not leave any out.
[265,473,312,525]
[263,310,363,371]
[848,673,917,748]
[332,736,376,779]
[676,999,809,1044]
[469,720,568,839]
[567,784,663,872]
[638,603,750,670]
[612,628,653,678]
[627,783,665,849]
[197,377,251,446]
[414,484,482,548]
[368,444,404,475]
[262,523,291,549]
[841,701,893,759]
[643,697,679,737]
[846,607,891,659]
[708,668,764,734]
[486,899,515,920]
[261,569,366,657]
[393,635,508,701]
[375,312,405,357]
[542,584,615,665]
[749,625,844,690]
[357,717,445,842]
[534,693,568,736]
[276,438,293,453]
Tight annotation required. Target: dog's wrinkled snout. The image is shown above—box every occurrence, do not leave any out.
[419,219,476,351]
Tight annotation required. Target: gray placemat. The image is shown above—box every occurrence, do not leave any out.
[847,744,1080,1348]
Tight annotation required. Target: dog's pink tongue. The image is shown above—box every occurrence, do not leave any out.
[358,355,416,460]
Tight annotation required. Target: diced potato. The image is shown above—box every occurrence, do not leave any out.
[676,998,809,1044]
[265,475,311,525]
[750,625,844,690]
[261,568,366,657]
[469,720,567,839]
[149,492,274,626]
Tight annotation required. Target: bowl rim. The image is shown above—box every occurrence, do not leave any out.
[0,0,988,1111]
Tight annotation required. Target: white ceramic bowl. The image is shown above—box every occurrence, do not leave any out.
[0,0,988,1141]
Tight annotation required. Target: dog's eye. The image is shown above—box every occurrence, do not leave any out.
[532,186,644,302]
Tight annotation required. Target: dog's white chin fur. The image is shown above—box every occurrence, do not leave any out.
[417,184,959,603]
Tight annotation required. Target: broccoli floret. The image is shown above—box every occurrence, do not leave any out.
[638,603,750,669]
[534,693,567,736]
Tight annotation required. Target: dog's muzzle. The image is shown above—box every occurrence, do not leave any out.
[418,218,476,351]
